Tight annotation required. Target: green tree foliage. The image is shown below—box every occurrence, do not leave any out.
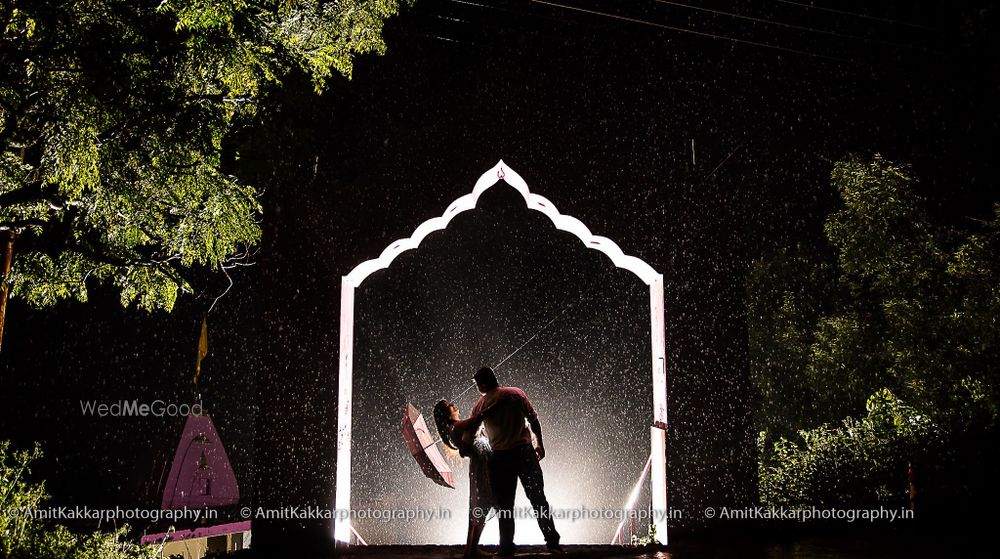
[0,441,45,556]
[0,441,161,558]
[751,154,1000,505]
[820,155,996,423]
[748,244,837,435]
[751,154,1000,430]
[0,0,406,310]
[759,388,935,507]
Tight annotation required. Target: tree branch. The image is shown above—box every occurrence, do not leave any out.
[0,217,47,230]
[0,182,45,208]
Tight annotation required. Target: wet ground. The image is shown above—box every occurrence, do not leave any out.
[333,540,991,559]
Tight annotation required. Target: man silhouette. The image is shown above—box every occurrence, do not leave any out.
[470,367,563,557]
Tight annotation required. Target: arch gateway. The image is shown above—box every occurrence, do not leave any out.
[333,161,668,545]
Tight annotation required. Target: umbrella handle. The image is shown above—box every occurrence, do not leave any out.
[422,437,442,451]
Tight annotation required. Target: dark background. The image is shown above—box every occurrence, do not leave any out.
[0,0,996,552]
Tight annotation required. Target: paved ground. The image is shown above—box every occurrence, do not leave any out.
[332,539,988,559]
[227,538,991,558]
[338,546,666,559]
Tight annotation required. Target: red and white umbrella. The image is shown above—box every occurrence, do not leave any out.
[401,402,455,489]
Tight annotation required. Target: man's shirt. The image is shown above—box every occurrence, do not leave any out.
[471,386,537,451]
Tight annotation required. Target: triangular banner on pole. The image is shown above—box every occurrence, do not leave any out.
[194,317,208,386]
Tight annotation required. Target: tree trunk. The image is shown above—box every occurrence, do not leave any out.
[0,229,15,351]
[0,149,28,350]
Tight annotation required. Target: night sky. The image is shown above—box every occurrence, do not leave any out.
[1,0,996,550]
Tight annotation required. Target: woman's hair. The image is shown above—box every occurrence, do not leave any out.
[433,399,458,450]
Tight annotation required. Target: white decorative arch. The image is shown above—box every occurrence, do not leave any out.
[344,162,659,288]
[334,161,668,545]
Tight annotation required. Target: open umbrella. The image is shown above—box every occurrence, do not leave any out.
[401,402,455,489]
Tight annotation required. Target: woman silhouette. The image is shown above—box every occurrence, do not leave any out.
[434,399,496,559]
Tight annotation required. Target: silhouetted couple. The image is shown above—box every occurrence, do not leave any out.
[434,367,563,559]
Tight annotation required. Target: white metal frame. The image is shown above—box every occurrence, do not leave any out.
[334,161,668,544]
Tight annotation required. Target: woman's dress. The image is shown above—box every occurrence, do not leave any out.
[452,419,495,519]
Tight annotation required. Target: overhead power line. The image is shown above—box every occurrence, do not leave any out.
[774,0,939,31]
[531,0,854,63]
[652,0,923,50]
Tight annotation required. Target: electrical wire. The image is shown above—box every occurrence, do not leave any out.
[530,0,854,63]
[774,0,938,31]
[652,0,923,50]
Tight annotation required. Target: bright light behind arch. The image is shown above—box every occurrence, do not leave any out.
[334,161,669,546]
